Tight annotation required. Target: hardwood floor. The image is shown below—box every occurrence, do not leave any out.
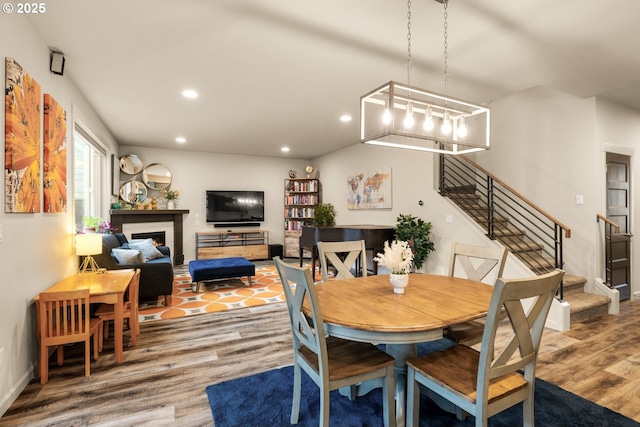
[1,267,639,426]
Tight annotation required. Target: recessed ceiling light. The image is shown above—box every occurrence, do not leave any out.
[340,115,352,122]
[281,146,290,152]
[176,137,186,143]
[182,89,198,99]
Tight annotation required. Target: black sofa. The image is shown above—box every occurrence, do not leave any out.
[92,233,174,304]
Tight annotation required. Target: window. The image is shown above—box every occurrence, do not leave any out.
[74,125,106,232]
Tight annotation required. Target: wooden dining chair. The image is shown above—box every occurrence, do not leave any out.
[406,269,564,427]
[273,257,395,427]
[317,240,367,282]
[38,288,102,384]
[444,242,509,346]
[96,269,141,348]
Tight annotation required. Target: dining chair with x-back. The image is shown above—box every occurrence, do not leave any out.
[317,239,367,282]
[406,269,564,427]
[274,257,396,427]
[38,288,102,384]
[444,242,509,346]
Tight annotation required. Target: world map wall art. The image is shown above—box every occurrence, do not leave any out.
[346,168,392,209]
[5,57,41,213]
[43,94,67,213]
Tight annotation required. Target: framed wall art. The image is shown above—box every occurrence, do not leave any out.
[43,94,68,213]
[346,167,392,210]
[5,57,41,213]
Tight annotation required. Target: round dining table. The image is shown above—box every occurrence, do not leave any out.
[309,273,494,427]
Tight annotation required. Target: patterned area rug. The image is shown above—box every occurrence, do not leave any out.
[138,263,285,322]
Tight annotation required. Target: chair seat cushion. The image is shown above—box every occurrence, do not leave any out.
[189,257,255,282]
[407,344,527,404]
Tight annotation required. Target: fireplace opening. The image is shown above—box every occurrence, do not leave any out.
[131,231,166,247]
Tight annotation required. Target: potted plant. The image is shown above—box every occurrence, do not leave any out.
[373,240,414,294]
[313,202,336,227]
[161,188,180,209]
[82,215,102,233]
[394,213,434,271]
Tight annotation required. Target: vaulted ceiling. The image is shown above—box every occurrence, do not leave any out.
[27,0,640,159]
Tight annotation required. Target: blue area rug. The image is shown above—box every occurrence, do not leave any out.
[207,343,639,427]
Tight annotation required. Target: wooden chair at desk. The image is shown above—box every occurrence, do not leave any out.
[274,257,395,427]
[96,269,141,348]
[406,269,564,427]
[317,240,367,282]
[444,243,509,346]
[38,288,102,384]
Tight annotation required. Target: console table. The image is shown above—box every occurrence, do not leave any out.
[110,209,189,264]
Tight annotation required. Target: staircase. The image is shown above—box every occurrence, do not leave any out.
[444,187,557,273]
[446,189,611,324]
[439,154,612,326]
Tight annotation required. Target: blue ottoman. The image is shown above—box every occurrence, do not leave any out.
[189,257,256,292]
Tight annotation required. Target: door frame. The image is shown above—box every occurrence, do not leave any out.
[602,143,634,297]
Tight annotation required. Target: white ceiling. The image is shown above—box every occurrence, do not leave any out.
[27,0,640,160]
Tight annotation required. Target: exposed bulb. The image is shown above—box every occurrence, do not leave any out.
[423,106,435,131]
[404,102,415,128]
[382,97,392,124]
[383,109,392,125]
[441,110,452,135]
[457,116,468,138]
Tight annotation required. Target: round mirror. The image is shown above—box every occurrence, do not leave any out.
[119,154,143,175]
[120,180,147,204]
[142,163,172,190]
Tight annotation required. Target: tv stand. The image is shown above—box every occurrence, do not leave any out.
[196,230,269,260]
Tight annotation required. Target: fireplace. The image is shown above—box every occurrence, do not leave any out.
[110,209,189,264]
[131,231,166,247]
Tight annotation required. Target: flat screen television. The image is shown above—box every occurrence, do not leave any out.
[206,190,265,223]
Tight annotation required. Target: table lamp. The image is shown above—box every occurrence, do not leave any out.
[76,233,103,273]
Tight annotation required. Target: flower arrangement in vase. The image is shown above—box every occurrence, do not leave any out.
[373,240,414,294]
[161,188,180,209]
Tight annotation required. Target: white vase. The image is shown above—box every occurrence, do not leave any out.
[390,273,409,294]
[167,201,175,209]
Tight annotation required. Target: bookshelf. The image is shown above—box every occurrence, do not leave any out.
[284,178,320,257]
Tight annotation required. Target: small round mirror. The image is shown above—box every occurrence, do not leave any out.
[120,180,147,204]
[142,163,172,190]
[119,154,143,175]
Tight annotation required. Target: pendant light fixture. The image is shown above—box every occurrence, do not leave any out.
[360,0,490,154]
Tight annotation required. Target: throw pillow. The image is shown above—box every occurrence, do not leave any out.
[128,238,165,261]
[112,248,145,264]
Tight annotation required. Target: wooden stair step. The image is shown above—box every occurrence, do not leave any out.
[500,240,544,253]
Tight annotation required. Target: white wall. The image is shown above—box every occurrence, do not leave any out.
[474,86,600,282]
[0,14,118,414]
[313,143,507,275]
[119,145,309,261]
[595,98,640,295]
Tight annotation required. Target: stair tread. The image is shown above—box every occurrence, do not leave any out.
[564,292,611,313]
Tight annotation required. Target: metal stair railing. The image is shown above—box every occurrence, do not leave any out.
[596,214,620,287]
[439,154,571,300]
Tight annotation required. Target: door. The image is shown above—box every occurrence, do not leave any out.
[606,153,632,301]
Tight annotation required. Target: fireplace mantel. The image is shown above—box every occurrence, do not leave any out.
[110,209,189,264]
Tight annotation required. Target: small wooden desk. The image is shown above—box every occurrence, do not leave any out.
[310,274,494,427]
[35,269,135,368]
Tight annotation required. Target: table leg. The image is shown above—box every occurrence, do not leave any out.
[114,293,125,363]
[385,343,417,427]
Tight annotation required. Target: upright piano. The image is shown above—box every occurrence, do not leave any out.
[299,225,395,281]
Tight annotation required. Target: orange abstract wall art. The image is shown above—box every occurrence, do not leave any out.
[43,94,67,213]
[5,57,41,213]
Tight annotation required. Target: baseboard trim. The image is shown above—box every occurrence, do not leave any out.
[0,363,34,417]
